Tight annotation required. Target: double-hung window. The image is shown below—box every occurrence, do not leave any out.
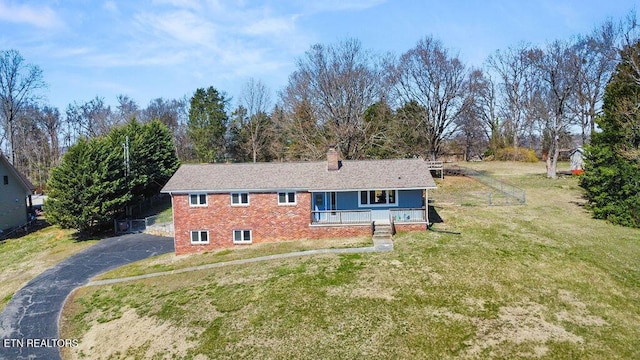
[231,192,249,206]
[359,190,397,206]
[233,230,252,244]
[278,191,296,205]
[190,230,209,244]
[189,193,207,207]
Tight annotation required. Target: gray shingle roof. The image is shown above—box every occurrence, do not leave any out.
[161,159,436,193]
[1,153,35,192]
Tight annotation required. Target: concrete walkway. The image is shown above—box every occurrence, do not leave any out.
[88,239,393,287]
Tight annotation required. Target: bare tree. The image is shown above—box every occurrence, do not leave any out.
[457,68,492,159]
[34,105,61,165]
[486,43,537,158]
[142,97,190,160]
[390,36,469,160]
[142,97,186,130]
[531,41,582,178]
[12,105,55,188]
[116,94,140,123]
[281,38,383,159]
[0,49,46,164]
[621,10,640,86]
[237,78,272,162]
[572,20,619,144]
[471,69,501,152]
[65,97,114,139]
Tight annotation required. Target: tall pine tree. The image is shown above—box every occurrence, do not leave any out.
[187,86,229,163]
[580,41,640,227]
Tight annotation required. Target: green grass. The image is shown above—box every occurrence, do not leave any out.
[0,226,98,310]
[93,236,372,280]
[60,162,640,359]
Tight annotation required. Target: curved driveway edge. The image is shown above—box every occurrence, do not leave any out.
[0,233,174,360]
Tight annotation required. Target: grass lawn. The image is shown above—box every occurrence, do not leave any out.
[60,162,639,359]
[0,226,98,311]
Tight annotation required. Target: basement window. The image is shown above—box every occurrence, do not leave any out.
[190,230,209,244]
[233,230,252,244]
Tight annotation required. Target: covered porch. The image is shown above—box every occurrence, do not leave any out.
[311,208,427,225]
[310,189,429,225]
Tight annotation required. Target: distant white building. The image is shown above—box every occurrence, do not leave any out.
[570,147,584,172]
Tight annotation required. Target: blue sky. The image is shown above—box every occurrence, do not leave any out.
[0,0,636,112]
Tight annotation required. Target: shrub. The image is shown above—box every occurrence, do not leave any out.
[493,147,539,162]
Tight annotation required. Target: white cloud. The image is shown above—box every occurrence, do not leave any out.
[103,1,118,13]
[0,0,63,29]
[134,9,217,47]
[304,0,386,13]
[242,15,298,36]
[151,0,203,11]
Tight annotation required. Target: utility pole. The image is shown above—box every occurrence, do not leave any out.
[123,135,131,217]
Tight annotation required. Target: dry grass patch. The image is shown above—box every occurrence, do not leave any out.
[64,307,196,360]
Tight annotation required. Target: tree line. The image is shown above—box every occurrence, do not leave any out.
[1,11,639,191]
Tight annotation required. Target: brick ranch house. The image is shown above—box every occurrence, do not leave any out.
[161,148,437,255]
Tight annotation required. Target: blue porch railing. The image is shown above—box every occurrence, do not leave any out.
[389,208,426,223]
[311,208,427,225]
[311,210,371,224]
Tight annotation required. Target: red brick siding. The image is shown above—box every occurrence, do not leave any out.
[172,191,425,255]
[309,224,372,239]
[393,222,428,232]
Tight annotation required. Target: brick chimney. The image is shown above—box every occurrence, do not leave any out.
[327,146,340,171]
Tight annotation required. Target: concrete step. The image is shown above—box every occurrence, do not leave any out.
[373,225,393,236]
[373,237,393,252]
[373,233,391,240]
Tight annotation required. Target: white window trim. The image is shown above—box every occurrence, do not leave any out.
[190,230,209,244]
[277,191,297,205]
[358,190,399,208]
[233,229,252,244]
[189,193,208,207]
[230,192,250,206]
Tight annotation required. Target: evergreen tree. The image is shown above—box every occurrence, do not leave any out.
[580,41,640,227]
[187,86,229,163]
[46,138,130,233]
[46,120,179,234]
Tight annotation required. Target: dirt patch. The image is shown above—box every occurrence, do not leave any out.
[463,301,583,358]
[555,290,608,327]
[67,308,196,359]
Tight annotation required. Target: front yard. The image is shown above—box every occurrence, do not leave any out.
[60,162,639,359]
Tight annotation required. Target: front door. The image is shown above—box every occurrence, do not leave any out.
[313,192,337,223]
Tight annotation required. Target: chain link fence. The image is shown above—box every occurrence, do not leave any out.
[429,165,526,207]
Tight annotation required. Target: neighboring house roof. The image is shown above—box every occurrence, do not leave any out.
[569,147,584,156]
[0,153,35,192]
[161,158,437,193]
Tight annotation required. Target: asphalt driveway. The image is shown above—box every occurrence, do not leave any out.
[0,233,174,360]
